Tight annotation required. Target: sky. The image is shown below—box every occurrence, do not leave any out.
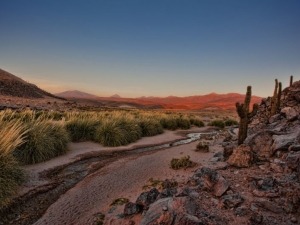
[0,0,299,98]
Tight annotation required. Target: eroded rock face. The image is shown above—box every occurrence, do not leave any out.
[227,144,253,168]
[124,202,143,216]
[281,107,298,121]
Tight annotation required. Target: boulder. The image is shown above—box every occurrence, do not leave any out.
[136,188,160,209]
[281,107,298,121]
[245,131,273,161]
[140,197,198,225]
[123,202,143,216]
[271,132,299,153]
[221,193,244,208]
[193,167,229,197]
[227,144,253,168]
[286,152,300,170]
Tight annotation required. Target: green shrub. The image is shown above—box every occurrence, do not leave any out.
[14,120,70,164]
[139,118,164,137]
[0,119,27,207]
[170,155,196,170]
[224,119,239,126]
[209,120,225,129]
[195,142,209,152]
[66,118,100,142]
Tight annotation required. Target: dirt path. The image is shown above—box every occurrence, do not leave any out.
[34,130,223,225]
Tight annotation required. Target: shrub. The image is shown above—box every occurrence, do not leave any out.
[14,120,70,164]
[160,117,178,130]
[224,119,239,126]
[209,120,225,129]
[94,119,142,146]
[190,118,205,127]
[170,155,196,170]
[195,142,209,152]
[0,119,27,207]
[66,118,100,142]
[176,116,191,129]
[139,118,164,137]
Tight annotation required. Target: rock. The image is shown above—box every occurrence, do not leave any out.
[249,212,263,224]
[136,188,160,209]
[175,187,199,199]
[272,132,299,153]
[123,202,143,216]
[291,216,298,223]
[281,107,298,121]
[257,177,276,191]
[270,162,284,173]
[289,145,300,151]
[245,131,273,161]
[286,152,300,170]
[174,213,202,224]
[221,193,244,208]
[193,167,229,197]
[140,197,198,225]
[255,199,283,213]
[223,143,236,160]
[158,188,177,199]
[227,144,253,168]
[235,206,249,216]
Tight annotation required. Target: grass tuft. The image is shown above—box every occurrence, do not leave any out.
[14,120,70,164]
[170,155,196,170]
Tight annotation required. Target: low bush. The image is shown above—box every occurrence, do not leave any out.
[170,155,196,170]
[190,118,205,127]
[209,120,225,129]
[176,116,191,129]
[224,119,239,126]
[160,117,178,130]
[195,142,209,152]
[14,120,70,164]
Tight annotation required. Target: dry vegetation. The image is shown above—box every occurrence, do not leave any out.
[0,109,206,207]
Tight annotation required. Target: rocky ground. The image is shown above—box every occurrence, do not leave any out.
[104,82,300,225]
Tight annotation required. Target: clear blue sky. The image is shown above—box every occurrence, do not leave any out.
[0,0,299,97]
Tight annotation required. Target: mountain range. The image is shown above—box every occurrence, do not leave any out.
[0,68,262,110]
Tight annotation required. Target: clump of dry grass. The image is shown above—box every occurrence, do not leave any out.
[0,115,27,208]
[170,155,196,170]
[195,141,209,152]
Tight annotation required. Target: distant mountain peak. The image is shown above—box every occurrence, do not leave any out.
[56,90,99,99]
[110,94,121,98]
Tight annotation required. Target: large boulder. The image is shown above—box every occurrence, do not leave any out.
[193,167,229,197]
[245,131,273,161]
[136,188,160,209]
[227,144,253,168]
[140,197,198,225]
[271,131,300,153]
[281,107,298,121]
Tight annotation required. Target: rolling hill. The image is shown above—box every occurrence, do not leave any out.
[0,68,64,100]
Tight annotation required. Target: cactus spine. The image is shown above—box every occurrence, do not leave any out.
[270,79,282,116]
[236,86,258,145]
[290,75,293,87]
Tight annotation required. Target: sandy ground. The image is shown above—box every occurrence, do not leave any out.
[33,129,222,225]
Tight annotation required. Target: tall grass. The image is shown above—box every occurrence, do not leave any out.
[13,120,70,164]
[0,116,27,208]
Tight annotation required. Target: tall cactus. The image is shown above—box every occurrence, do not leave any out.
[236,86,258,145]
[290,75,293,87]
[270,79,282,116]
